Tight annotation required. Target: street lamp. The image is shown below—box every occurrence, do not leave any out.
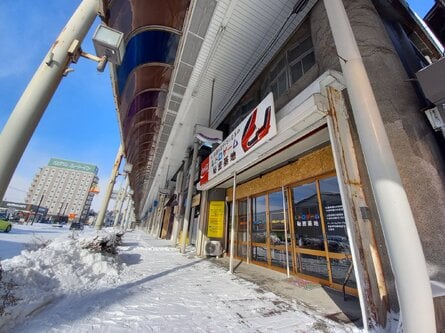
[92,24,125,69]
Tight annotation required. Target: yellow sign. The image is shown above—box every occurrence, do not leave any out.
[207,201,225,238]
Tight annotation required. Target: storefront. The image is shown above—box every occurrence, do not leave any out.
[197,74,362,295]
[0,200,48,223]
[225,146,356,295]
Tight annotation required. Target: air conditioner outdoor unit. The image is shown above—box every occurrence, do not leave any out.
[204,240,223,257]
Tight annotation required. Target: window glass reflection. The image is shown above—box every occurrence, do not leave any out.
[252,195,266,243]
[270,248,293,269]
[252,245,268,263]
[292,183,324,250]
[237,200,248,259]
[298,254,329,280]
[268,191,285,245]
[319,177,350,254]
[330,258,356,288]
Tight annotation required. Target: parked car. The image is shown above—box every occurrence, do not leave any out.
[0,219,12,233]
[69,222,84,230]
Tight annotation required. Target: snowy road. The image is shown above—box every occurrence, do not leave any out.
[0,222,70,259]
[2,229,359,332]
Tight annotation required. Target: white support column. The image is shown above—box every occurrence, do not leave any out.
[113,176,129,228]
[170,170,183,244]
[123,200,133,231]
[121,194,131,230]
[323,1,435,332]
[145,207,155,233]
[154,197,165,237]
[0,0,100,201]
[196,190,208,256]
[229,173,236,274]
[172,149,191,247]
[181,140,199,254]
[95,144,123,230]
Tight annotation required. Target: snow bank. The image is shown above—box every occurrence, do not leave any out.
[0,230,123,331]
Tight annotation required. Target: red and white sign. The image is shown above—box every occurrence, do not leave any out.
[200,93,276,186]
[200,157,209,185]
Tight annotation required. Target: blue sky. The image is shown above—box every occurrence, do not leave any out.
[0,0,436,210]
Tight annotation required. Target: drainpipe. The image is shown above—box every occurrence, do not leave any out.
[180,140,200,254]
[0,0,100,202]
[95,144,123,230]
[323,1,435,332]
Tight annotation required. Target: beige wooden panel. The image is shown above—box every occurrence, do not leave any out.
[227,145,335,200]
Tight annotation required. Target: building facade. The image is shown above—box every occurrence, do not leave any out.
[25,158,99,222]
[0,200,48,223]
[103,0,444,331]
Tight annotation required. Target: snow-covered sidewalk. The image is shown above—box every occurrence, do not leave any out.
[1,229,360,332]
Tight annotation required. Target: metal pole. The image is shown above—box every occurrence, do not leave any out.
[95,144,124,230]
[0,0,100,202]
[323,1,435,332]
[31,193,44,225]
[56,202,64,223]
[281,186,290,278]
[180,140,199,254]
[62,202,68,216]
[229,173,236,274]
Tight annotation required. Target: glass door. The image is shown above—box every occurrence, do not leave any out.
[319,177,356,289]
[237,199,248,259]
[292,182,330,281]
[268,191,292,270]
[290,175,357,290]
[251,195,267,264]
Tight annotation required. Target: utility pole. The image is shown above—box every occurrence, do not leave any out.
[31,193,44,225]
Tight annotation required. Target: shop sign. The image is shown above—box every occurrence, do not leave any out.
[200,158,209,185]
[207,201,225,238]
[200,93,276,186]
[5,202,27,209]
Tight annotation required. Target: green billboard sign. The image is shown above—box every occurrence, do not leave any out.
[48,158,98,174]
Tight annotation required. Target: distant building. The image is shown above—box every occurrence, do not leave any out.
[0,200,48,223]
[25,158,99,222]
